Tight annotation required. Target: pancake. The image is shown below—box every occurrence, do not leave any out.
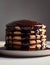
[5,20,47,50]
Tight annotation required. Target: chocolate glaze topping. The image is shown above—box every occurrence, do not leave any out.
[6,20,42,27]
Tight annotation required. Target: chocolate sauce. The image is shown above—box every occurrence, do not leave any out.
[6,28,13,49]
[6,20,42,27]
[5,29,9,49]
[12,31,14,49]
[21,27,30,50]
[34,26,38,50]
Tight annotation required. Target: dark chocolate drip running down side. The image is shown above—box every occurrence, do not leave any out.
[21,27,31,50]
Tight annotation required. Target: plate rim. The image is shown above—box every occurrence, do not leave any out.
[0,41,50,57]
[0,47,50,57]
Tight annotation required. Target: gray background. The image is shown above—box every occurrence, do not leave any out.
[0,0,50,41]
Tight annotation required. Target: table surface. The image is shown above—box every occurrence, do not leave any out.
[0,41,50,65]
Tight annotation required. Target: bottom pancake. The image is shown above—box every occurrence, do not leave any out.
[5,42,46,50]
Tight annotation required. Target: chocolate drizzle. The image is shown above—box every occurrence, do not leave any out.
[12,31,13,49]
[21,27,31,50]
[5,30,9,49]
[34,26,38,50]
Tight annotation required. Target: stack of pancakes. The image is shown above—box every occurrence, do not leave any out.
[5,20,47,50]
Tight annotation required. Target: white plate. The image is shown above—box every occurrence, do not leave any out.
[0,41,50,57]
